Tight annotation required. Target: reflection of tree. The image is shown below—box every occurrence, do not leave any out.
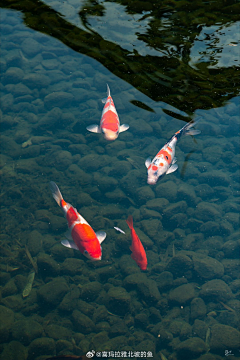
[2,0,240,118]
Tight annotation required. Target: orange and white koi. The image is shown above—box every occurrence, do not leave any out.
[49,182,106,261]
[145,119,200,185]
[126,215,148,271]
[86,84,129,141]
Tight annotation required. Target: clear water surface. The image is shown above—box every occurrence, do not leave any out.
[0,0,239,359]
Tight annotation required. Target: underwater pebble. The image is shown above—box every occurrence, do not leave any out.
[21,38,42,57]
[27,230,43,256]
[0,305,14,343]
[37,253,61,276]
[28,337,55,359]
[210,324,240,354]
[190,297,207,320]
[38,277,69,305]
[169,283,195,304]
[44,91,74,109]
[11,318,43,345]
[166,254,193,279]
[155,180,178,201]
[72,309,95,334]
[175,337,207,358]
[61,258,84,276]
[107,286,131,316]
[80,281,102,302]
[58,285,80,313]
[0,340,28,360]
[195,201,221,221]
[199,279,233,302]
[193,255,224,279]
[198,170,230,187]
[222,239,240,258]
[2,66,24,84]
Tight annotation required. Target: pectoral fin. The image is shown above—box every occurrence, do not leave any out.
[145,157,151,168]
[65,229,73,241]
[119,124,129,133]
[166,163,178,174]
[172,157,177,165]
[86,125,101,133]
[61,239,79,250]
[96,231,106,244]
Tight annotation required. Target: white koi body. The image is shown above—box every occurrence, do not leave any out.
[86,84,129,141]
[145,120,200,185]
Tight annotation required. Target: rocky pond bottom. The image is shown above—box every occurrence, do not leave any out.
[1,97,240,360]
[0,7,240,359]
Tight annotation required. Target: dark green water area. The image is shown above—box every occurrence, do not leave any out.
[0,0,240,359]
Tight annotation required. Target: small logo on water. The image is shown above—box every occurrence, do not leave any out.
[86,350,95,358]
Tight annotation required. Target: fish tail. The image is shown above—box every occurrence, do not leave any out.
[49,181,63,206]
[126,215,134,229]
[106,83,111,97]
[177,119,201,139]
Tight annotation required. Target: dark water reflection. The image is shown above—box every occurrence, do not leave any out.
[0,1,240,360]
[1,0,240,117]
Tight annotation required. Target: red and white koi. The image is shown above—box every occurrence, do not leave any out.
[126,215,148,271]
[86,84,129,141]
[145,119,200,185]
[49,181,106,261]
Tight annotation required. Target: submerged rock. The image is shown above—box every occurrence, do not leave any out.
[72,309,95,334]
[210,324,240,354]
[193,255,224,279]
[0,305,14,343]
[190,297,207,320]
[37,277,69,305]
[176,337,207,359]
[199,279,233,302]
[169,283,195,304]
[11,319,43,345]
[0,340,28,360]
[107,286,131,316]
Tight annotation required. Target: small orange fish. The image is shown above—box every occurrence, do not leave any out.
[126,215,148,270]
[86,84,129,141]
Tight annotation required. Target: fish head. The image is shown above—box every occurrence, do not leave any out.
[147,163,166,185]
[83,245,102,261]
[102,128,118,141]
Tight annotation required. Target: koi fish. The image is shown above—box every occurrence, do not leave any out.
[86,84,129,141]
[126,215,147,270]
[49,182,106,261]
[145,119,200,185]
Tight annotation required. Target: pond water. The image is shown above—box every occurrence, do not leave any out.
[0,0,239,359]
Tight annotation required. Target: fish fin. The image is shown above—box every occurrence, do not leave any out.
[61,239,79,250]
[101,97,108,104]
[86,124,101,133]
[126,215,133,229]
[172,157,177,165]
[106,83,111,97]
[183,119,201,136]
[96,231,106,244]
[49,181,63,206]
[185,129,201,136]
[145,157,151,168]
[166,163,178,174]
[131,253,136,261]
[119,124,129,133]
[65,229,73,241]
